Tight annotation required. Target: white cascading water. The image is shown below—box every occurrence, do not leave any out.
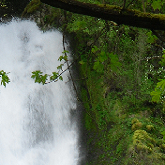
[0,20,79,165]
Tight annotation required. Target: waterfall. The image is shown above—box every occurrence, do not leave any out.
[0,20,79,165]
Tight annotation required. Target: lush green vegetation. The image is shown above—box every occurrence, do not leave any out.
[51,1,165,163]
[3,0,165,164]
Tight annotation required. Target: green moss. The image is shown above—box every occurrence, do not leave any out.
[136,143,152,152]
[69,8,165,163]
[80,67,165,164]
[22,0,41,16]
[80,67,133,163]
[146,125,154,131]
[98,4,122,11]
[96,3,165,25]
[132,122,143,131]
[79,50,165,164]
[133,130,156,144]
[131,118,139,124]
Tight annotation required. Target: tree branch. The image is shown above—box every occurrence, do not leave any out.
[40,0,165,30]
[151,30,165,43]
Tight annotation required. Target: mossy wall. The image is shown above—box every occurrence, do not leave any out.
[22,0,64,30]
[80,61,165,164]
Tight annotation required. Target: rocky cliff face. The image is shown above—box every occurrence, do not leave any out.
[22,0,64,30]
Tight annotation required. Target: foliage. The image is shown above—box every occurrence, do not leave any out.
[5,0,165,164]
[151,79,165,103]
[151,0,164,11]
[0,70,10,87]
[22,0,41,16]
[151,50,165,104]
[31,51,69,84]
[67,8,165,164]
[52,1,165,162]
[31,70,48,84]
[91,45,121,73]
[146,31,158,44]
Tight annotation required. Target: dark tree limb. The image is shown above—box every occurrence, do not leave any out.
[151,30,165,43]
[40,0,165,30]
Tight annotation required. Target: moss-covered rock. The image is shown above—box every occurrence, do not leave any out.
[132,121,143,131]
[136,143,152,152]
[131,118,139,124]
[133,130,155,152]
[146,124,154,131]
[22,0,41,16]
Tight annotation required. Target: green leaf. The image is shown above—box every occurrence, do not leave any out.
[151,0,162,10]
[57,64,64,70]
[98,51,107,62]
[31,70,44,84]
[62,50,69,54]
[59,76,63,81]
[41,74,48,84]
[161,131,165,141]
[79,60,85,65]
[93,61,104,73]
[151,90,161,102]
[0,70,10,87]
[159,53,165,66]
[146,31,157,44]
[58,55,68,61]
[150,78,165,103]
[58,56,63,61]
[108,53,122,72]
[31,70,43,77]
[91,46,98,53]
[63,55,68,61]
[161,130,165,136]
[50,72,58,81]
[156,79,165,91]
[76,21,87,30]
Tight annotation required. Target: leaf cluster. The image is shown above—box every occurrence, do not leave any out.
[31,70,63,85]
[151,51,165,103]
[151,79,165,103]
[0,70,10,87]
[31,51,69,84]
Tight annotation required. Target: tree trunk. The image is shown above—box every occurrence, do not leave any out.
[40,0,165,30]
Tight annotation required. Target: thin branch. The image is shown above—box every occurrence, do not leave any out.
[123,0,126,9]
[141,0,146,12]
[139,56,162,61]
[44,60,75,84]
[151,30,165,44]
[62,34,80,100]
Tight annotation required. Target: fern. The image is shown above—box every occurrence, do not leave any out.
[151,79,165,103]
